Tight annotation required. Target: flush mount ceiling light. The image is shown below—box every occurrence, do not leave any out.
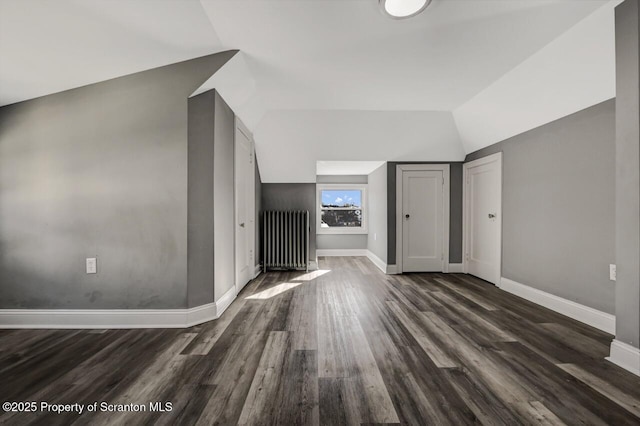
[380,0,432,19]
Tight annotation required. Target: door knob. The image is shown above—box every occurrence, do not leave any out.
[488,213,496,219]
[405,214,410,219]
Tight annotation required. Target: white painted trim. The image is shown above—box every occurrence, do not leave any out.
[0,303,232,330]
[448,263,464,273]
[253,264,262,279]
[499,277,616,334]
[0,309,192,329]
[396,164,451,274]
[316,249,368,257]
[235,116,256,296]
[463,152,502,285]
[309,260,319,271]
[365,250,387,273]
[314,249,397,275]
[606,339,640,377]
[185,302,218,328]
[215,286,236,319]
[0,286,239,330]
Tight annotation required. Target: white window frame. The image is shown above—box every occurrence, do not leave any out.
[317,184,368,235]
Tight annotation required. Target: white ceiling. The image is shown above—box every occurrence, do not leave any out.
[0,0,222,106]
[201,0,607,111]
[255,110,464,182]
[317,161,387,176]
[0,0,616,182]
[191,52,267,131]
[454,0,620,153]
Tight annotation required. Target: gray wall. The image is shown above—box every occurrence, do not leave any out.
[615,0,640,347]
[0,52,236,309]
[466,99,616,314]
[316,235,367,250]
[187,90,216,308]
[316,174,368,251]
[213,93,236,302]
[386,162,464,265]
[367,163,388,262]
[187,90,236,307]
[261,183,317,262]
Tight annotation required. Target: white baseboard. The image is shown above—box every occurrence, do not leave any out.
[253,264,262,279]
[499,277,616,334]
[185,302,218,328]
[315,249,397,276]
[448,263,464,273]
[365,250,387,273]
[0,286,238,329]
[214,286,236,319]
[606,339,640,376]
[316,249,368,257]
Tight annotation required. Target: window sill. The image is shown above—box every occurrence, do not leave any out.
[317,229,368,235]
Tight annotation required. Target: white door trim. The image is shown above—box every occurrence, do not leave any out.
[395,164,450,274]
[234,117,255,296]
[463,152,502,282]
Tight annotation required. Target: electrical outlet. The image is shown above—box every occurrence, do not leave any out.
[86,257,97,274]
[609,264,616,281]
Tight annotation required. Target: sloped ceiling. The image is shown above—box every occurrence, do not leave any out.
[454,0,621,153]
[200,0,607,111]
[0,0,617,182]
[0,0,222,106]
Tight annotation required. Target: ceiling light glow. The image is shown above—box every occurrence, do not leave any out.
[381,0,431,19]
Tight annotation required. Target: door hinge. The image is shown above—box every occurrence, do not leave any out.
[249,152,253,164]
[442,177,445,185]
[465,253,469,260]
[441,253,444,261]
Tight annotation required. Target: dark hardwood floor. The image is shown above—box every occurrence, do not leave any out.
[1,256,639,425]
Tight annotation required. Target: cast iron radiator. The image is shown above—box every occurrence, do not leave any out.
[263,210,309,272]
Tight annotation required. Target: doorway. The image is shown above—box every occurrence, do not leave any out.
[463,152,502,285]
[235,118,255,294]
[396,164,450,273]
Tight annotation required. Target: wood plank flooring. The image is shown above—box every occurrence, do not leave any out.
[1,256,639,425]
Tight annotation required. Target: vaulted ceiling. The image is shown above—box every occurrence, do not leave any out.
[0,0,618,182]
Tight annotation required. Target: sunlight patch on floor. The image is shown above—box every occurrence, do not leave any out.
[246,282,304,300]
[291,269,331,281]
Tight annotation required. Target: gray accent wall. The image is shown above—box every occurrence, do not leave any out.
[316,235,367,250]
[261,183,317,262]
[615,0,640,348]
[466,99,616,314]
[0,51,236,309]
[367,163,388,262]
[187,91,216,308]
[386,162,464,265]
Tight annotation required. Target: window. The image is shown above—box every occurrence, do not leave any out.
[317,184,367,234]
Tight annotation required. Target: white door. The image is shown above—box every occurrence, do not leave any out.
[235,121,255,293]
[402,170,445,272]
[464,153,502,285]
